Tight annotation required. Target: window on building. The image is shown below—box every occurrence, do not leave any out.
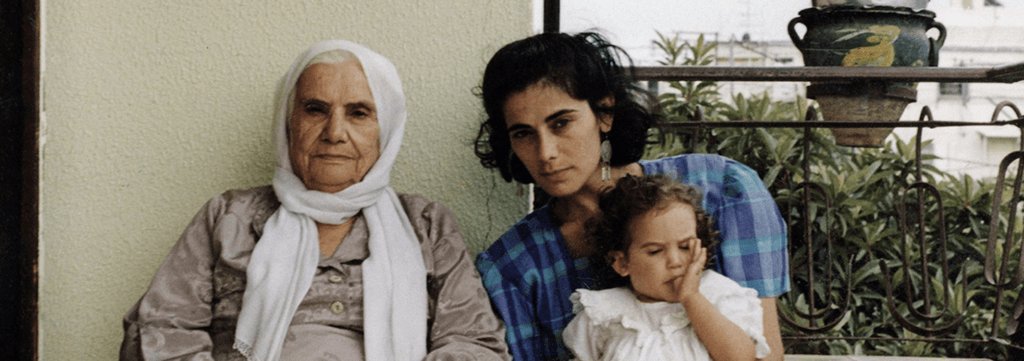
[939,82,965,96]
[986,136,1020,166]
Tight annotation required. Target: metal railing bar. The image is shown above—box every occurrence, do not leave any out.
[783,336,989,343]
[634,63,1024,83]
[989,62,1024,82]
[783,335,1024,351]
[651,119,1024,129]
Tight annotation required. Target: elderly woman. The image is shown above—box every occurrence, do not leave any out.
[120,40,509,361]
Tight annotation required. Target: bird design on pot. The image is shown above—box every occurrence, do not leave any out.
[787,6,945,147]
[835,25,900,66]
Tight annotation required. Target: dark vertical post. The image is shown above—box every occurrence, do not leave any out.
[0,0,41,360]
[802,108,816,327]
[1011,121,1024,359]
[544,0,559,33]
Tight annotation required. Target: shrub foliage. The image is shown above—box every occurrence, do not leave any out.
[646,33,1023,358]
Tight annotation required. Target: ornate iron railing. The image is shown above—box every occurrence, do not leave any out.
[638,66,1024,359]
[539,0,1024,355]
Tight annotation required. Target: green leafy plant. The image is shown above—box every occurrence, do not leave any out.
[646,33,1023,358]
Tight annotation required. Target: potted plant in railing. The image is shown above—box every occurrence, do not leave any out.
[790,0,945,147]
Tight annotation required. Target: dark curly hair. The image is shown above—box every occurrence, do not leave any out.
[587,174,720,289]
[474,32,663,184]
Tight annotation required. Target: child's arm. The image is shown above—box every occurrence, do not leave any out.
[673,240,758,361]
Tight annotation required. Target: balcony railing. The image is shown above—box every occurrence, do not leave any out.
[637,64,1024,360]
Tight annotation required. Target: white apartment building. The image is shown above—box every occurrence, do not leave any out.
[649,1,1024,179]
[893,2,1024,179]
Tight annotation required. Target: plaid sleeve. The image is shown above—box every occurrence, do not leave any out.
[714,159,790,297]
[476,251,543,361]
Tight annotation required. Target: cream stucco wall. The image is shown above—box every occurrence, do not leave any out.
[40,0,531,359]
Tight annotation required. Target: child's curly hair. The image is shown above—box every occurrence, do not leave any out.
[587,174,720,289]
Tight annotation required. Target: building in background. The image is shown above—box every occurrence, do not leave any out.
[895,2,1024,179]
[648,1,1024,179]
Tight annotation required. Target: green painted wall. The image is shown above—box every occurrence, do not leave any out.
[40,0,531,359]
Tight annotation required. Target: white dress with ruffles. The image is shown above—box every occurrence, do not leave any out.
[562,271,770,361]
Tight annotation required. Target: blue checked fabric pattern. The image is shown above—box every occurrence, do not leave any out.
[640,154,790,297]
[475,153,790,361]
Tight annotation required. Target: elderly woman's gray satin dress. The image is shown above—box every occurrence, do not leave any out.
[120,186,509,360]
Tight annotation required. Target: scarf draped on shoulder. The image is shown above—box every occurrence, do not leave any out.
[233,40,427,361]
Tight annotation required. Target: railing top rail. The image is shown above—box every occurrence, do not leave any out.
[633,63,1024,83]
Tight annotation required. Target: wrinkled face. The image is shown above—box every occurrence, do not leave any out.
[289,60,380,193]
[503,82,612,197]
[612,201,700,303]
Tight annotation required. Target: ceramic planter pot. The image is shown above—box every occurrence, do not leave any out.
[789,6,945,147]
[808,82,916,147]
[789,6,945,69]
[812,0,929,10]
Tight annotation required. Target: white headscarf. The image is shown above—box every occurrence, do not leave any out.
[233,40,427,361]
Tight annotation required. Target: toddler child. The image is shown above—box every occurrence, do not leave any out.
[563,174,771,361]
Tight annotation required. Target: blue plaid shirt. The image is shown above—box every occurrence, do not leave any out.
[476,154,790,361]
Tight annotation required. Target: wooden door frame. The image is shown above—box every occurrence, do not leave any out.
[1,0,40,360]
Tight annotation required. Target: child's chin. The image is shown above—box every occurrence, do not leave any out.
[634,291,670,303]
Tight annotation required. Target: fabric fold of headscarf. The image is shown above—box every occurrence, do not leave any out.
[234,40,427,361]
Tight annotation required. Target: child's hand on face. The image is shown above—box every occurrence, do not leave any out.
[670,238,707,305]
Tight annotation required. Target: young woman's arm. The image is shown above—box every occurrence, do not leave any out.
[709,156,789,360]
[759,297,784,361]
[476,252,543,361]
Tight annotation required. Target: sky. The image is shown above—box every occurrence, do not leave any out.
[541,0,1024,64]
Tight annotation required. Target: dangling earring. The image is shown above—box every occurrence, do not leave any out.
[600,133,612,181]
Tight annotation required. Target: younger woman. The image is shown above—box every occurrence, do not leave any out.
[563,174,769,361]
[474,32,787,361]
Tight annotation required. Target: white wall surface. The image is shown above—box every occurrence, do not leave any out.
[40,1,531,359]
